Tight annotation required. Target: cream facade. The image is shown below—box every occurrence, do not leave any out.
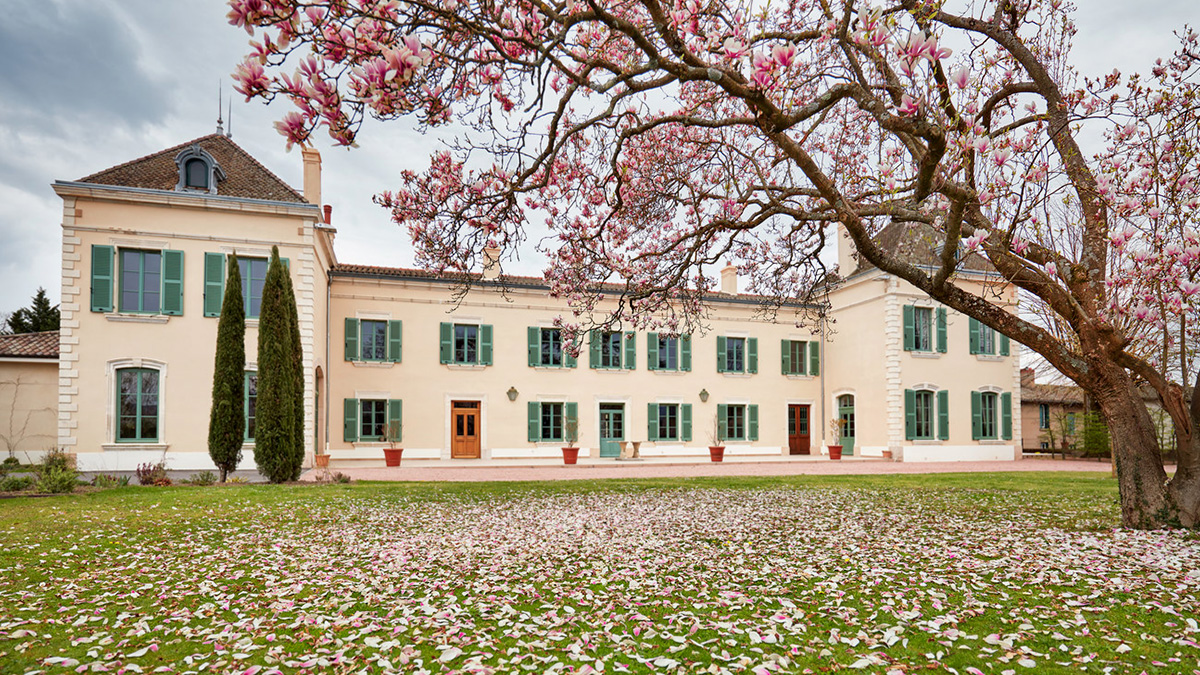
[6,134,1023,471]
[0,359,59,461]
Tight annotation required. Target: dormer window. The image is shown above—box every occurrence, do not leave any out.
[174,145,225,194]
[185,158,209,189]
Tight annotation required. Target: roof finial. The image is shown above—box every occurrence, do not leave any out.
[226,97,233,139]
[216,81,225,136]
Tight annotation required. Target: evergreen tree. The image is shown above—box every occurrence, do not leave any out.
[207,255,245,482]
[254,247,297,483]
[6,288,60,334]
[281,267,305,480]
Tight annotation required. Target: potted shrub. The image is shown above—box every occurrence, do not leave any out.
[561,417,580,465]
[708,414,726,463]
[828,418,845,460]
[383,420,403,467]
[314,450,331,468]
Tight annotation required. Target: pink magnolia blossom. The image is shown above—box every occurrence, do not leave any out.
[898,94,920,116]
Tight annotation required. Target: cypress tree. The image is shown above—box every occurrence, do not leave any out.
[281,267,305,480]
[254,247,296,483]
[207,255,245,482]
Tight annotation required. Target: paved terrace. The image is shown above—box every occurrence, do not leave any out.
[301,455,1115,482]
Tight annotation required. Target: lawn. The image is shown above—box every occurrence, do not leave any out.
[0,473,1197,674]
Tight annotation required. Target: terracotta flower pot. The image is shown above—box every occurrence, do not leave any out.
[828,445,843,460]
[709,446,725,462]
[561,447,580,465]
[881,449,893,460]
[383,447,403,467]
[314,454,330,468]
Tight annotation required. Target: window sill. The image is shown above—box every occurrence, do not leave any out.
[530,365,574,371]
[650,369,687,375]
[975,354,1006,362]
[909,351,941,359]
[592,366,630,372]
[978,439,1009,445]
[445,363,488,370]
[785,374,814,380]
[102,443,168,451]
[246,319,259,328]
[912,439,942,445]
[721,372,754,378]
[105,314,170,324]
[351,360,395,369]
[352,441,394,448]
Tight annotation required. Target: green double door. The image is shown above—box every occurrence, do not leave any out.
[599,403,625,458]
[838,394,856,455]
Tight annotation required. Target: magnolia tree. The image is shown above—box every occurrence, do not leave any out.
[231,0,1199,527]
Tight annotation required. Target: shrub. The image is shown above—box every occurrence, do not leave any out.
[41,447,74,472]
[186,471,217,486]
[208,254,246,482]
[135,462,172,486]
[36,466,79,494]
[2,456,20,469]
[0,475,33,492]
[228,476,249,484]
[317,471,352,484]
[91,474,130,488]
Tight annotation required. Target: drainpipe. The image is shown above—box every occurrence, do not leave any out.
[819,310,827,450]
[325,267,331,452]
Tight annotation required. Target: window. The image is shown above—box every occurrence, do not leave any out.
[783,340,807,375]
[116,368,159,442]
[527,401,578,443]
[239,258,269,319]
[717,403,759,441]
[969,318,1010,356]
[185,158,209,189]
[904,306,946,353]
[979,392,997,439]
[913,390,934,439]
[913,307,933,351]
[1066,412,1076,435]
[1039,403,1050,430]
[244,372,257,441]
[972,391,1012,440]
[540,328,563,366]
[658,404,679,441]
[658,335,678,370]
[724,337,745,372]
[601,331,622,368]
[119,250,162,313]
[541,402,565,442]
[906,389,949,441]
[440,323,493,365]
[360,399,387,440]
[1041,441,1049,450]
[726,405,746,440]
[360,320,388,361]
[647,402,692,441]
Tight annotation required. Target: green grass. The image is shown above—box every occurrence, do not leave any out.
[1,473,1196,674]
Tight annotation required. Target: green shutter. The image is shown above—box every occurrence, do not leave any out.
[564,342,577,368]
[480,325,493,365]
[717,404,728,442]
[681,335,692,371]
[203,252,225,317]
[387,399,403,442]
[969,318,980,354]
[647,332,658,371]
[904,389,916,440]
[387,320,403,362]
[439,323,453,364]
[1001,392,1013,440]
[781,339,791,375]
[624,332,636,370]
[938,390,950,440]
[345,318,359,361]
[971,391,982,440]
[588,330,600,369]
[936,308,947,353]
[1000,334,1010,356]
[747,338,758,374]
[809,341,819,376]
[528,327,540,367]
[527,402,540,442]
[161,250,184,315]
[565,402,578,442]
[647,403,659,441]
[903,305,915,351]
[343,398,358,442]
[681,404,692,442]
[90,245,115,312]
[748,404,759,441]
[716,335,727,373]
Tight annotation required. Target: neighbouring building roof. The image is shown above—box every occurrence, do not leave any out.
[0,331,59,359]
[77,134,308,204]
[1021,382,1085,406]
[849,220,997,277]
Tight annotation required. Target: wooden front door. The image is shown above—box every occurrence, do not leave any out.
[599,404,625,458]
[788,404,810,455]
[451,401,481,458]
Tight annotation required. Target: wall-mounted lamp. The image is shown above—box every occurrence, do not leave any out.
[699,388,709,402]
[507,386,519,402]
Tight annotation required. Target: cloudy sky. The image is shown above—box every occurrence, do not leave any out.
[0,0,1195,313]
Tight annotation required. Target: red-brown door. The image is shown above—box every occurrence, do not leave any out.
[788,404,810,455]
[451,401,481,458]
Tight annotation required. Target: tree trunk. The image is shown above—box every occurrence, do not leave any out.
[1091,366,1173,528]
[219,467,228,483]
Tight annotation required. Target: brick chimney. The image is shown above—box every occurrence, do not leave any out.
[301,147,322,207]
[482,246,501,280]
[720,262,738,294]
[1020,367,1036,388]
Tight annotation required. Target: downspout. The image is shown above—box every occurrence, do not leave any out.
[820,309,827,450]
[325,266,331,452]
